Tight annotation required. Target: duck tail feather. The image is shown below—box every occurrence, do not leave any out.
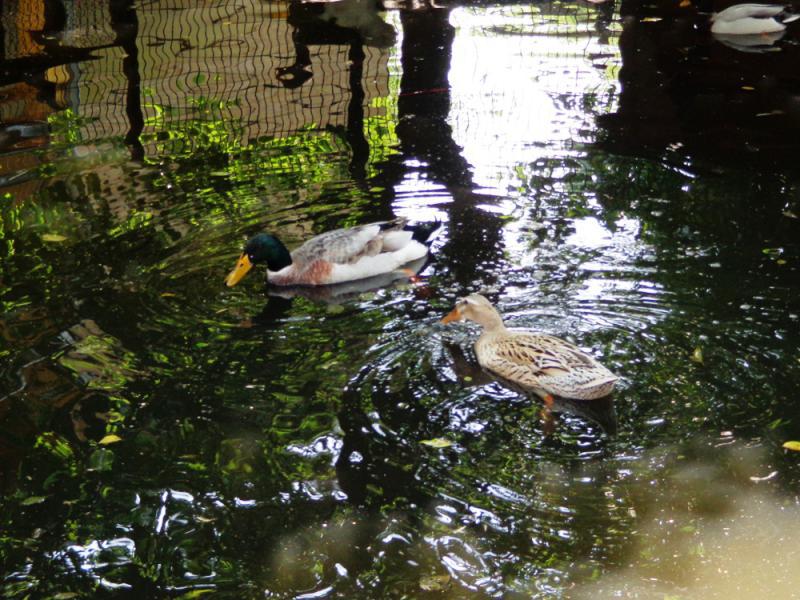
[406,219,442,244]
[379,217,408,231]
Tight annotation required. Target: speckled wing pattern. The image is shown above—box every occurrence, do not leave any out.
[290,219,406,266]
[477,331,618,400]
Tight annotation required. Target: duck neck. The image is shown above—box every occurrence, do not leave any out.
[475,309,507,334]
[265,239,292,271]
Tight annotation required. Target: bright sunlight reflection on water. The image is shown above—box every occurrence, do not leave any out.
[449,5,619,194]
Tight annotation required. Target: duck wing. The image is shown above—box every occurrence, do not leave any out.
[291,219,411,266]
[482,332,618,400]
[714,4,787,22]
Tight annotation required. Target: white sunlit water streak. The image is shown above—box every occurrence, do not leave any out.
[442,4,666,340]
[448,5,621,195]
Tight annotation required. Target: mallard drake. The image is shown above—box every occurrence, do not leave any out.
[710,3,799,35]
[225,218,439,287]
[441,294,618,403]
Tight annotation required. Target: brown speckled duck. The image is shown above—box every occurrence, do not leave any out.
[441,294,618,405]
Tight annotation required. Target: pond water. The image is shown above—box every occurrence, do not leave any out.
[2,0,800,598]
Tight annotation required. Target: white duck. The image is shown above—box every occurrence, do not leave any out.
[710,3,800,35]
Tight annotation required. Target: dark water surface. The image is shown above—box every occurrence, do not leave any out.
[2,0,800,598]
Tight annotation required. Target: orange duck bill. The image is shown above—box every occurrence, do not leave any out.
[225,253,253,287]
[440,307,461,324]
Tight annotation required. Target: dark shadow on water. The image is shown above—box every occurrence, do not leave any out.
[603,0,800,173]
[336,373,433,508]
[109,0,144,161]
[548,395,617,438]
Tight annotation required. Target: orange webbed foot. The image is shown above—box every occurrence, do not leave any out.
[540,394,556,434]
[399,268,422,283]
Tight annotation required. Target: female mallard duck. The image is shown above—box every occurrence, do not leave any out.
[226,218,439,287]
[710,3,799,34]
[441,294,618,404]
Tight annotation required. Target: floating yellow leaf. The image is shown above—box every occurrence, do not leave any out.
[161,292,177,298]
[41,233,67,242]
[782,441,800,452]
[741,86,755,91]
[99,434,122,445]
[690,347,703,364]
[21,495,47,506]
[420,438,454,449]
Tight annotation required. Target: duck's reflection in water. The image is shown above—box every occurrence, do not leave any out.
[244,256,431,326]
[712,30,785,52]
